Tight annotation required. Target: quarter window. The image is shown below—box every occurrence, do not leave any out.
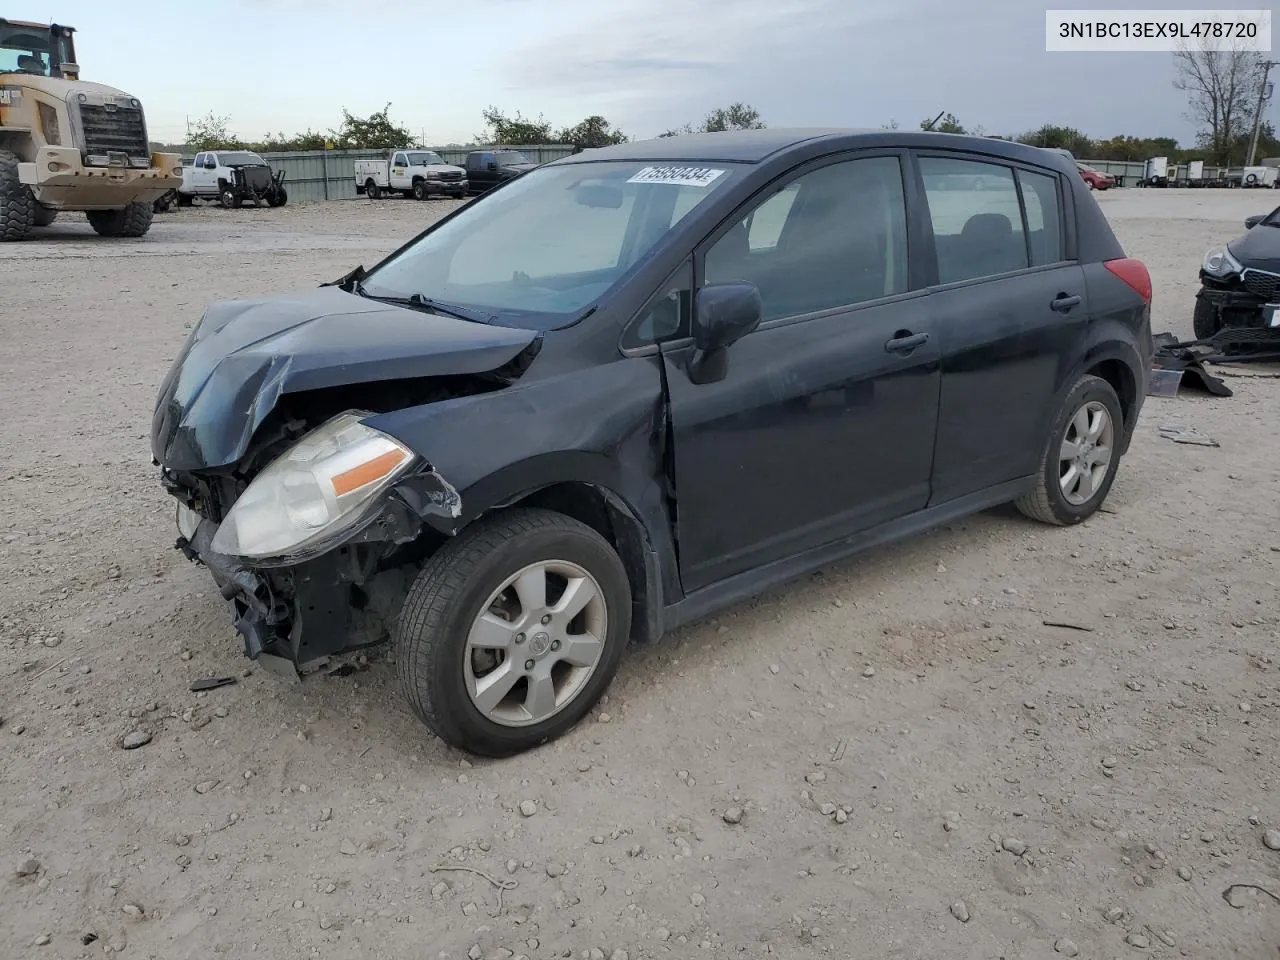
[1017,169,1064,266]
[920,157,1029,284]
[621,261,692,350]
[702,156,909,322]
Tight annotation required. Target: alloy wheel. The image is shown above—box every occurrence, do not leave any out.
[1059,400,1114,505]
[464,559,608,727]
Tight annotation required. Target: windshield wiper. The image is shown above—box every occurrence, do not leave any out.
[354,282,493,324]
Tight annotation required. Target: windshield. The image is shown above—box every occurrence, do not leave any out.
[360,159,743,329]
[0,23,70,76]
[496,151,531,165]
[408,151,445,166]
[219,152,266,166]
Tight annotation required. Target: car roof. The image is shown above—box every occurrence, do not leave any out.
[548,129,1073,169]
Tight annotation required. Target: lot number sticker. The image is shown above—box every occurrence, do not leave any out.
[627,166,726,188]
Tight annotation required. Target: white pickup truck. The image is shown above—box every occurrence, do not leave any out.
[354,150,468,200]
[177,150,287,208]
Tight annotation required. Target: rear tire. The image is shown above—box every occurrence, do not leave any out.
[1015,375,1124,526]
[86,202,154,238]
[1192,295,1221,340]
[31,204,58,227]
[395,508,631,757]
[0,149,35,241]
[366,180,381,200]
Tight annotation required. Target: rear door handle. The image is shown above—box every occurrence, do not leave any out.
[1051,293,1082,313]
[885,331,929,354]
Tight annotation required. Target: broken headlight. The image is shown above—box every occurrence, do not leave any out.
[210,412,415,562]
[1202,245,1242,278]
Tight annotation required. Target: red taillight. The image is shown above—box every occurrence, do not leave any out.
[1105,258,1152,305]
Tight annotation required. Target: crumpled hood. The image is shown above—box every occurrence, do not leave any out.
[151,286,537,472]
[1231,222,1280,274]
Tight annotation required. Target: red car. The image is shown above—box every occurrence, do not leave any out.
[1078,164,1116,190]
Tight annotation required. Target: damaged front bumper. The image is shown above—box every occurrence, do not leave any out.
[1197,277,1280,330]
[169,469,463,676]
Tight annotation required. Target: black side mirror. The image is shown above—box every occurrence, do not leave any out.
[1244,214,1265,229]
[688,282,763,384]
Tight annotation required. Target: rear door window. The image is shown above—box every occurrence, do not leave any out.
[919,157,1029,284]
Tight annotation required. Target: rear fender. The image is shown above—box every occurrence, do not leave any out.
[1055,336,1145,453]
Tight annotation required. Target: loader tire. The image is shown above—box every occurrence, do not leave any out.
[0,149,35,241]
[87,202,155,238]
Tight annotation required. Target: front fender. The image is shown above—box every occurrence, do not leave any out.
[366,355,681,600]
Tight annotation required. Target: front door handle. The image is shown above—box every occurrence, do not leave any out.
[1051,293,1082,313]
[885,331,929,354]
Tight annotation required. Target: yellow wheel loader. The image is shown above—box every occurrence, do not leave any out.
[0,18,182,240]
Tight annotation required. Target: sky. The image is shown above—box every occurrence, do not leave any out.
[13,0,1274,148]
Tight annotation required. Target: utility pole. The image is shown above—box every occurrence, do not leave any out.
[1245,59,1277,168]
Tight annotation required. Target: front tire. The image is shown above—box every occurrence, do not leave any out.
[412,179,429,201]
[0,149,35,241]
[396,508,631,757]
[1016,375,1124,526]
[268,186,287,207]
[1192,294,1221,340]
[86,202,154,238]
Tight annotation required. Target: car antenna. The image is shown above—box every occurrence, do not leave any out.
[922,111,946,132]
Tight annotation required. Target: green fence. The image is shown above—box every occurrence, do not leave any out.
[183,148,1268,203]
[184,145,578,204]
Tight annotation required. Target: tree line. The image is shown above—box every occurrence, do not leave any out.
[165,48,1278,166]
[168,100,765,154]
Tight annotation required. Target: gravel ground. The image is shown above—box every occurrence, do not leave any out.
[2,189,1279,960]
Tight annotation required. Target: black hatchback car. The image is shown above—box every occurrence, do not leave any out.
[1194,204,1280,338]
[151,129,1153,757]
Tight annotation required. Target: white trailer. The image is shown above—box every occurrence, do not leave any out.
[1141,156,1169,187]
[1241,166,1278,188]
[353,149,468,201]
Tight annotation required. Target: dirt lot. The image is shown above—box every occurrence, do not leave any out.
[2,189,1279,960]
